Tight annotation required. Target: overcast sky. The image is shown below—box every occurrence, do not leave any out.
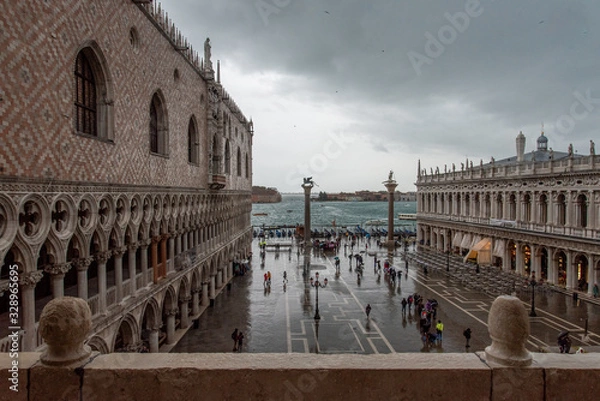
[162,0,600,193]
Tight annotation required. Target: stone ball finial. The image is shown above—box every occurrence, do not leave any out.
[485,295,532,366]
[39,296,92,366]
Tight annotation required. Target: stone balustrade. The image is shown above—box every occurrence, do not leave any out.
[1,296,598,400]
[1,352,599,400]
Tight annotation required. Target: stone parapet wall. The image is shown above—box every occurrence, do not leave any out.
[1,352,599,401]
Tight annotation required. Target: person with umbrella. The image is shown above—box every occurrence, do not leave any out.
[558,331,571,354]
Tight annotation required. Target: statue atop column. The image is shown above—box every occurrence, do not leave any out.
[591,140,595,155]
[388,170,394,181]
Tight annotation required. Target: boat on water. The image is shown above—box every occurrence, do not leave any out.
[397,213,416,221]
[253,212,268,216]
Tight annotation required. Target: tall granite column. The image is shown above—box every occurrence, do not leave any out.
[383,172,398,247]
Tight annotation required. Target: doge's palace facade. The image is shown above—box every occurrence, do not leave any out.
[0,1,253,353]
[416,132,600,296]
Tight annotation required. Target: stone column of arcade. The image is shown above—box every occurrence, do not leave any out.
[96,251,111,313]
[383,171,398,248]
[166,308,178,344]
[191,288,200,315]
[179,296,190,329]
[201,281,209,306]
[127,244,137,294]
[74,257,92,300]
[209,274,216,306]
[148,326,160,353]
[20,271,43,351]
[216,268,223,288]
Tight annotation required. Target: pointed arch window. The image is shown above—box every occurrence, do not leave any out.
[539,194,548,224]
[224,140,231,174]
[236,147,242,176]
[149,92,168,156]
[188,117,199,165]
[245,153,249,178]
[74,46,113,140]
[211,135,220,174]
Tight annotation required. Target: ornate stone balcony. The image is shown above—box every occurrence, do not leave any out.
[208,173,226,190]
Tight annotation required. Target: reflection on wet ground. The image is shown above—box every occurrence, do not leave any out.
[172,238,600,354]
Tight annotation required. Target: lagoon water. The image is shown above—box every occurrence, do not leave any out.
[251,194,416,229]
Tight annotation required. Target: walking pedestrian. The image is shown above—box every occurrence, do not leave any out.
[593,283,599,298]
[463,328,472,348]
[401,298,407,314]
[231,328,239,351]
[436,320,444,343]
[237,331,245,352]
[407,295,413,311]
[365,303,372,318]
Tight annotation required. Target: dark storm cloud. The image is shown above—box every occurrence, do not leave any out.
[162,0,600,190]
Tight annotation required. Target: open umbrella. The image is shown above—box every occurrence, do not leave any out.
[557,330,569,340]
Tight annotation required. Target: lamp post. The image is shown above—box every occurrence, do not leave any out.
[310,272,328,320]
[529,278,537,317]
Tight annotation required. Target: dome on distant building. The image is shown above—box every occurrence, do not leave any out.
[537,132,548,151]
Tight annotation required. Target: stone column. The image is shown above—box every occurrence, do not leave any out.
[515,242,524,275]
[201,281,209,306]
[73,257,92,300]
[168,234,175,273]
[567,251,577,289]
[127,243,138,295]
[383,176,398,247]
[44,262,71,299]
[209,275,216,302]
[227,261,233,282]
[19,271,44,351]
[192,288,200,316]
[96,251,111,313]
[302,180,313,246]
[161,234,168,278]
[113,247,126,303]
[176,231,182,255]
[148,327,160,353]
[547,246,557,285]
[179,296,190,329]
[530,244,539,278]
[166,308,178,344]
[140,240,150,288]
[216,269,223,288]
[151,237,159,283]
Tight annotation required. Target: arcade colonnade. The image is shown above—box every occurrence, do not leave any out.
[416,152,600,296]
[0,186,252,353]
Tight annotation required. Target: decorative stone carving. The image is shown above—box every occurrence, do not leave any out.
[18,271,44,288]
[39,296,92,366]
[166,308,179,316]
[112,246,127,258]
[44,262,72,276]
[95,251,111,264]
[485,296,532,366]
[72,257,93,272]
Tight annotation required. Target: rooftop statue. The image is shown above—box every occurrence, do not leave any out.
[388,170,394,181]
[591,140,595,155]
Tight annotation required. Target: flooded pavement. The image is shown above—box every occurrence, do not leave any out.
[172,237,600,354]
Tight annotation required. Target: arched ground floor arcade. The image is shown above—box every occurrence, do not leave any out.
[417,222,600,296]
